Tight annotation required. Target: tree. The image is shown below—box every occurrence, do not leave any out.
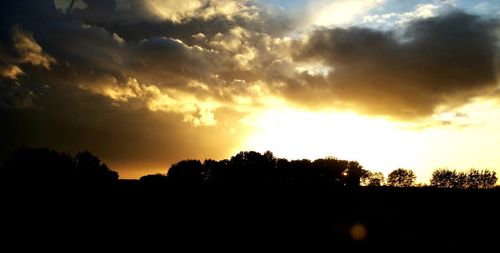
[203,159,229,183]
[387,168,416,187]
[275,159,313,184]
[430,169,466,188]
[344,161,364,187]
[361,170,385,186]
[479,170,497,189]
[310,157,347,185]
[75,151,119,185]
[2,147,74,186]
[431,169,497,189]
[466,169,497,189]
[1,148,119,189]
[227,151,277,184]
[167,159,204,184]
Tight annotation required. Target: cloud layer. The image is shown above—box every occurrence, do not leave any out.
[292,11,499,118]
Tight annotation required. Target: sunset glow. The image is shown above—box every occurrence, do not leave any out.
[241,98,500,182]
[244,109,421,175]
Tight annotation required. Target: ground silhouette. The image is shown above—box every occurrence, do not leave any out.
[1,147,498,250]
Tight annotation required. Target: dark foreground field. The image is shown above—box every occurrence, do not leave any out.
[3,183,499,251]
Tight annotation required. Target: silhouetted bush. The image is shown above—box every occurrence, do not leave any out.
[139,173,169,191]
[140,173,168,183]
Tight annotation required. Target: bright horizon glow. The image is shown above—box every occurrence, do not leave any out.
[116,98,500,185]
[106,92,500,179]
[240,98,500,184]
[242,109,423,180]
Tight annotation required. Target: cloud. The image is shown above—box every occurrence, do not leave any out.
[144,0,255,22]
[360,2,458,30]
[65,0,257,25]
[12,27,56,69]
[306,0,385,28]
[1,3,498,122]
[291,11,500,119]
[0,65,24,79]
[0,26,55,80]
[81,77,220,126]
[0,0,284,125]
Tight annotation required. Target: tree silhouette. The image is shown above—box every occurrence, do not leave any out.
[361,170,385,186]
[387,168,416,187]
[344,161,364,187]
[1,148,119,189]
[430,169,466,188]
[74,151,119,186]
[167,159,205,185]
[430,168,497,189]
[275,158,313,184]
[2,147,74,187]
[466,169,497,189]
[161,151,366,187]
[310,157,347,186]
[203,159,229,183]
[226,151,277,184]
[8,147,495,191]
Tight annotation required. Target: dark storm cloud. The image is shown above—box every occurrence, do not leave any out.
[1,1,246,98]
[129,36,218,87]
[66,0,290,43]
[292,11,500,118]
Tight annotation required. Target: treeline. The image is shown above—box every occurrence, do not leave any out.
[145,151,497,189]
[143,151,364,188]
[362,168,497,189]
[430,169,497,189]
[0,148,497,189]
[1,147,118,189]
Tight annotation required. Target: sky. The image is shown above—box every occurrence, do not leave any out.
[0,0,499,182]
